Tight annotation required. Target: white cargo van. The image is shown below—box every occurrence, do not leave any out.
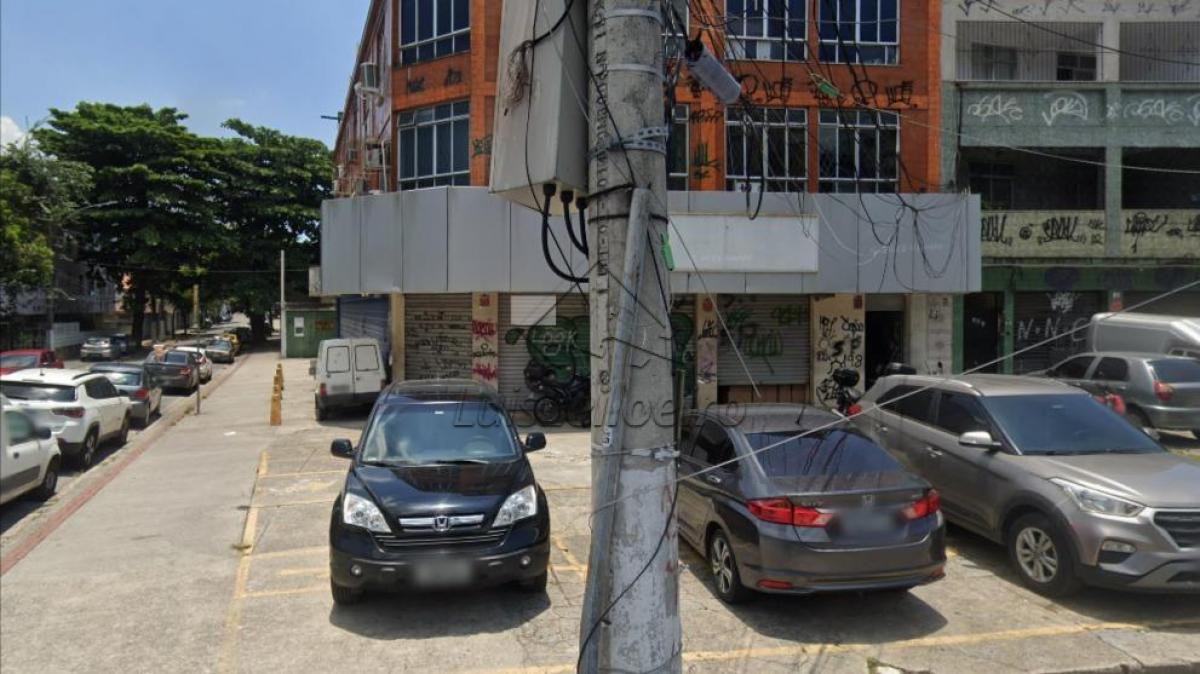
[1087,313,1200,359]
[313,338,386,420]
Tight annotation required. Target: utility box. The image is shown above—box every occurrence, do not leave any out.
[490,0,589,215]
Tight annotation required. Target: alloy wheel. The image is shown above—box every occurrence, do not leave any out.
[1015,526,1058,583]
[710,537,734,595]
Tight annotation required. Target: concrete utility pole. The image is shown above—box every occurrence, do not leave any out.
[192,283,200,331]
[280,249,287,357]
[580,1,680,672]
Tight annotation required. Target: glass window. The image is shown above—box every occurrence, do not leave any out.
[970,44,1018,81]
[668,104,689,191]
[100,371,142,387]
[693,420,736,468]
[818,109,898,193]
[0,354,38,370]
[5,411,34,444]
[935,392,992,436]
[1150,358,1200,384]
[748,429,901,476]
[1050,355,1093,379]
[326,345,351,374]
[982,394,1162,455]
[354,345,380,371]
[726,0,807,61]
[886,386,936,424]
[968,161,1014,210]
[664,0,689,55]
[84,379,111,399]
[818,0,898,64]
[1091,357,1129,382]
[164,351,192,365]
[726,107,806,192]
[1,383,77,402]
[398,101,470,190]
[400,0,470,65]
[359,402,520,464]
[1056,52,1097,81]
[678,417,698,457]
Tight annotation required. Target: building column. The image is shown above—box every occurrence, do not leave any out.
[388,293,405,382]
[906,294,953,375]
[1001,290,1015,375]
[952,295,964,374]
[1105,140,1123,258]
[695,294,718,409]
[471,292,499,389]
[811,294,865,408]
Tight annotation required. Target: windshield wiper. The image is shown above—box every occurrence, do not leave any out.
[425,459,490,465]
[359,459,413,467]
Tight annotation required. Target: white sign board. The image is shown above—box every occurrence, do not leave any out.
[669,214,820,273]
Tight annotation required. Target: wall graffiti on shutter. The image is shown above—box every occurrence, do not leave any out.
[814,313,865,407]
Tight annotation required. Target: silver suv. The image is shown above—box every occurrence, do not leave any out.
[855,374,1200,596]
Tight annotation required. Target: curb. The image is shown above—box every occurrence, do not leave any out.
[0,352,256,576]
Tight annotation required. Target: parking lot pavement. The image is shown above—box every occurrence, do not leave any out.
[2,356,1197,674]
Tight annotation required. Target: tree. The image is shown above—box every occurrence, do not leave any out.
[0,138,94,298]
[32,103,225,345]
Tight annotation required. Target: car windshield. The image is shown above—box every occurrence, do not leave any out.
[164,352,190,364]
[359,402,520,465]
[982,394,1162,456]
[0,382,77,402]
[100,371,141,387]
[1150,359,1200,384]
[209,340,230,349]
[86,337,110,346]
[746,429,903,476]
[1,354,38,369]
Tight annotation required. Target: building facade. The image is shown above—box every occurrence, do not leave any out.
[322,0,980,415]
[941,0,1200,374]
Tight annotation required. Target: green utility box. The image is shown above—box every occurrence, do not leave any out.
[283,307,337,358]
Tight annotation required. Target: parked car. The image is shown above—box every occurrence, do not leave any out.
[80,336,119,360]
[0,369,132,468]
[677,404,945,603]
[231,326,252,346]
[108,334,131,356]
[1088,312,1200,359]
[0,349,63,376]
[89,363,162,427]
[856,373,1200,596]
[221,332,242,356]
[205,338,235,364]
[144,350,200,393]
[1042,352,1200,439]
[313,338,386,420]
[327,379,550,604]
[173,345,213,383]
[1,395,61,505]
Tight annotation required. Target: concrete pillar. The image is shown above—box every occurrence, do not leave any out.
[1001,290,1015,375]
[695,294,718,409]
[952,295,964,374]
[811,294,865,408]
[1105,141,1123,258]
[388,293,405,382]
[471,292,499,389]
[906,294,953,375]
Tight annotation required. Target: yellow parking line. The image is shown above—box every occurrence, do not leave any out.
[249,498,335,509]
[551,534,584,569]
[278,566,329,577]
[241,585,326,599]
[246,546,327,561]
[541,485,590,493]
[258,470,346,479]
[218,451,267,674]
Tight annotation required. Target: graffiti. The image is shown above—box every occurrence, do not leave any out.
[1170,0,1193,15]
[471,134,493,157]
[1114,96,1200,126]
[1041,92,1089,126]
[688,109,724,124]
[814,314,865,406]
[1015,293,1089,347]
[471,296,499,386]
[982,212,1105,254]
[1136,0,1158,13]
[885,80,915,108]
[471,363,498,380]
[444,68,463,86]
[962,0,1198,17]
[1124,210,1200,254]
[958,0,998,15]
[737,74,794,104]
[1047,291,1077,313]
[1036,216,1089,244]
[981,213,1013,245]
[1124,211,1169,253]
[471,320,497,338]
[691,142,720,180]
[719,296,809,373]
[967,94,1024,124]
[1103,0,1122,12]
[770,304,806,326]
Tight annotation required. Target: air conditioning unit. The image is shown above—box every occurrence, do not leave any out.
[365,148,384,169]
[359,62,380,92]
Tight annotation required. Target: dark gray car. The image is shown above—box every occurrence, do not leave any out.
[677,404,945,603]
[857,374,1200,596]
[89,363,162,426]
[144,350,199,393]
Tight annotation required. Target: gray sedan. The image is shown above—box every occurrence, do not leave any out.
[89,363,162,426]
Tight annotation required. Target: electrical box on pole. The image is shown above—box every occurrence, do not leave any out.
[489,0,589,215]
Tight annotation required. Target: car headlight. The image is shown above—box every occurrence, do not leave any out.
[342,492,390,533]
[493,485,538,528]
[1051,479,1143,518]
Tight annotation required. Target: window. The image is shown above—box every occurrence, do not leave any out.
[664,0,689,56]
[0,383,76,402]
[678,417,697,456]
[399,0,470,65]
[398,101,470,190]
[818,109,898,193]
[360,402,519,463]
[982,395,1161,456]
[881,386,936,424]
[5,411,34,444]
[969,43,1017,81]
[85,378,116,400]
[1050,355,1092,379]
[725,107,806,192]
[354,344,380,371]
[934,392,992,436]
[1149,358,1200,384]
[725,0,807,61]
[1120,22,1200,82]
[1091,357,1129,382]
[692,420,736,468]
[968,161,1014,210]
[818,0,899,64]
[1056,52,1097,81]
[748,429,901,476]
[668,105,689,191]
[326,345,351,374]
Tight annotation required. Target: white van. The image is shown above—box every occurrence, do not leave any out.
[1,395,61,505]
[313,338,386,420]
[1088,313,1200,359]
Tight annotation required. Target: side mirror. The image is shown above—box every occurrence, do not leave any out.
[525,432,547,452]
[959,430,1002,450]
[35,426,53,440]
[330,439,355,458]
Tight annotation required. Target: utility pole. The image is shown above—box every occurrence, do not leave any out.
[579,2,680,672]
[192,283,200,331]
[280,249,287,358]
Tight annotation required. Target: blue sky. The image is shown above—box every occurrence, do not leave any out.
[1,0,370,147]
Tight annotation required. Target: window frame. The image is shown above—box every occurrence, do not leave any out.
[725,106,808,192]
[397,100,471,190]
[970,42,1018,81]
[1050,355,1094,379]
[692,419,737,470]
[725,0,808,62]
[933,391,994,437]
[668,104,690,191]
[818,109,899,193]
[968,161,1015,210]
[817,0,900,65]
[1055,51,1098,82]
[1090,357,1129,382]
[399,0,471,66]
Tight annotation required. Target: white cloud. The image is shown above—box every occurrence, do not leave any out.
[0,116,25,147]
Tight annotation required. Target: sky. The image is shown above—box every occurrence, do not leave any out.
[1,0,370,148]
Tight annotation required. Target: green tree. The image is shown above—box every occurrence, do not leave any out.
[33,103,225,344]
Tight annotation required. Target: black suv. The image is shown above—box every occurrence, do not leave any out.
[328,379,550,604]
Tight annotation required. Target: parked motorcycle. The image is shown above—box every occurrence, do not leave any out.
[524,362,590,427]
[828,367,863,417]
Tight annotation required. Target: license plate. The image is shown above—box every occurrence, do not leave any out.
[839,510,897,536]
[412,558,473,588]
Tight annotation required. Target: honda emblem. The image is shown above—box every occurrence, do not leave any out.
[433,515,451,532]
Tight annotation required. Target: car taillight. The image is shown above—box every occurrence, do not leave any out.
[1154,381,1174,402]
[52,407,85,418]
[319,383,327,398]
[902,489,941,521]
[180,367,192,376]
[847,403,863,416]
[132,388,149,400]
[747,498,833,528]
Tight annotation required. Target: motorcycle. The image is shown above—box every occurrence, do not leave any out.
[828,367,863,418]
[524,362,591,427]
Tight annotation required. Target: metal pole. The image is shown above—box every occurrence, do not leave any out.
[280,249,287,358]
[580,1,679,671]
[192,283,200,331]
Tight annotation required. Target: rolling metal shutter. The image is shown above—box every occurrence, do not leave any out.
[1123,291,1200,318]
[1012,291,1102,374]
[498,293,590,406]
[404,294,472,380]
[337,296,390,360]
[717,295,810,385]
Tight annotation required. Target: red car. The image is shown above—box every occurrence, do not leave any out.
[0,349,65,376]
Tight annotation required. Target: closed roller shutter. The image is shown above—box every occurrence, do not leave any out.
[717,295,810,385]
[338,296,390,359]
[1013,291,1102,373]
[498,293,590,405]
[1123,291,1200,318]
[404,294,472,380]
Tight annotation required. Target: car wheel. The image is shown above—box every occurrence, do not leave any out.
[1127,408,1152,433]
[330,579,364,605]
[708,530,751,604]
[31,458,59,500]
[516,571,548,593]
[1007,513,1082,597]
[315,400,328,421]
[116,416,130,446]
[532,396,564,426]
[1192,429,1200,440]
[77,430,99,469]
